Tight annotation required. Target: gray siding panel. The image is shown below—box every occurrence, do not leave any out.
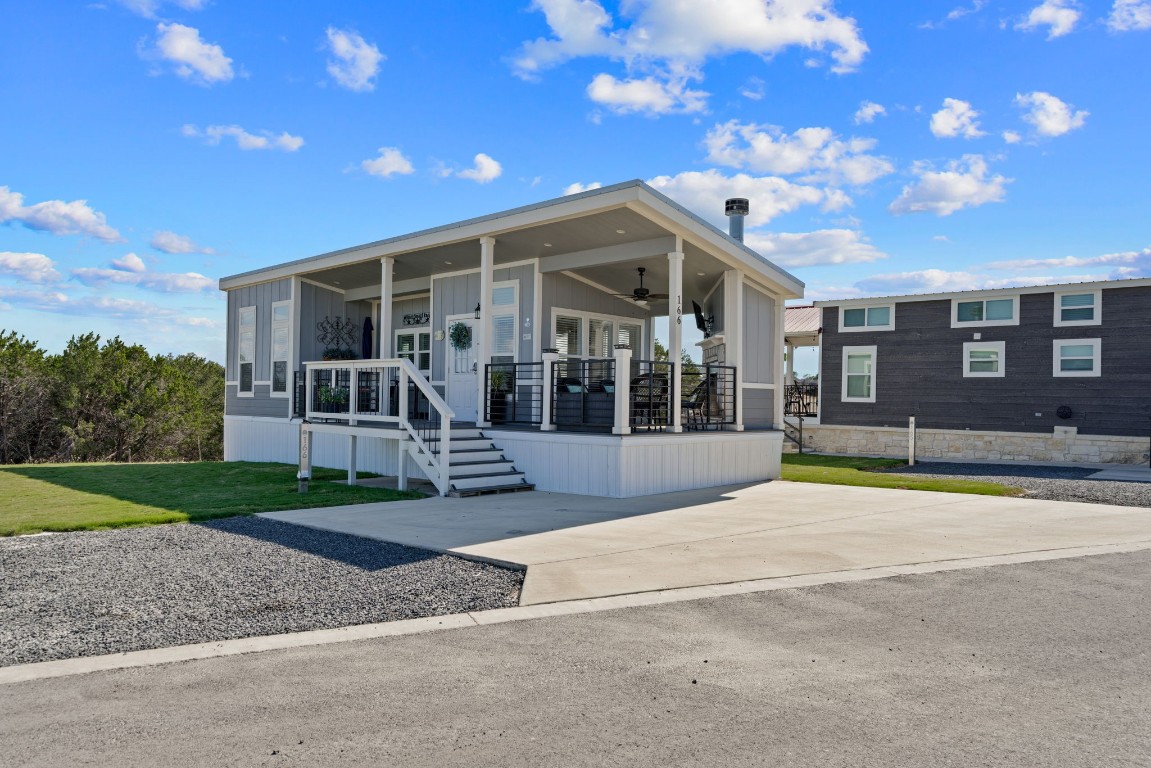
[298,282,370,364]
[225,385,289,417]
[225,278,292,382]
[742,284,776,384]
[742,388,774,428]
[819,286,1151,436]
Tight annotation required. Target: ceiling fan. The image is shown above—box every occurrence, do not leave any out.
[613,267,669,306]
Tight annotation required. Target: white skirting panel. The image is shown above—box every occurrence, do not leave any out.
[223,416,428,480]
[486,429,782,498]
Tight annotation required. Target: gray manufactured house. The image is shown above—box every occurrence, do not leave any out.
[799,279,1151,464]
[219,181,803,497]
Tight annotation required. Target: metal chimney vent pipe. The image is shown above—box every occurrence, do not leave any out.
[725,197,749,242]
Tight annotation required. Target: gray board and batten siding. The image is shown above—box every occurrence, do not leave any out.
[819,285,1151,437]
[741,283,777,428]
[224,279,292,419]
[298,281,372,364]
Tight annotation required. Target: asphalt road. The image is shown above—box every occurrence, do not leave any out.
[3,551,1148,767]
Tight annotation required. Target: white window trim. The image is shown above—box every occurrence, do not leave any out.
[950,296,1020,328]
[841,345,877,404]
[237,305,256,398]
[269,300,292,399]
[395,328,432,374]
[962,340,1006,378]
[491,280,519,365]
[1053,338,1101,378]
[839,304,895,333]
[550,306,646,359]
[1053,289,1101,328]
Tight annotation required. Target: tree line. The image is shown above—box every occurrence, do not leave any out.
[0,330,224,465]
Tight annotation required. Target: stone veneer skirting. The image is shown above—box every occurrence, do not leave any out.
[801,424,1151,465]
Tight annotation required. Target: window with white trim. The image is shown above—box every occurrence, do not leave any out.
[270,300,291,397]
[840,304,894,332]
[951,296,1019,328]
[841,345,876,403]
[1053,338,1101,377]
[491,281,518,365]
[552,308,645,359]
[962,340,1005,378]
[1053,290,1101,327]
[237,306,255,396]
[396,330,431,373]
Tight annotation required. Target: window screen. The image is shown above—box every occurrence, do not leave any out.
[555,316,581,357]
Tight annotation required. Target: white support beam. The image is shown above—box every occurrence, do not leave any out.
[477,236,495,427]
[538,236,679,273]
[668,248,684,433]
[774,300,786,430]
[785,341,795,386]
[379,257,394,360]
[723,269,744,431]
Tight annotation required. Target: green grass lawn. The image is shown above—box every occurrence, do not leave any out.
[781,453,1023,496]
[0,462,424,536]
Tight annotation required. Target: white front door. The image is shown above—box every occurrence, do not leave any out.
[446,316,478,422]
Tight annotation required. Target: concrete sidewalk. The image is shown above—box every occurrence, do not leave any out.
[260,481,1151,606]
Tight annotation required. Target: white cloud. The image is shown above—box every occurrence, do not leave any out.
[1016,0,1081,39]
[151,23,234,85]
[0,286,219,330]
[1109,0,1151,30]
[704,120,893,186]
[889,155,1011,216]
[361,147,414,178]
[853,101,886,124]
[919,0,987,29]
[563,181,603,195]
[0,186,122,242]
[929,98,985,139]
[1002,130,1022,144]
[739,77,765,101]
[1014,91,1088,137]
[513,0,868,115]
[457,153,502,183]
[853,269,1072,295]
[115,0,206,18]
[71,255,215,293]
[586,73,708,115]
[0,252,62,283]
[743,229,887,267]
[987,245,1151,273]
[646,169,843,229]
[325,27,384,92]
[182,124,304,152]
[151,230,214,254]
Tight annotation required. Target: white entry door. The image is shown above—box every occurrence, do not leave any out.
[445,316,478,422]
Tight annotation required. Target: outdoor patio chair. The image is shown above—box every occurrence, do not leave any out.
[630,373,669,426]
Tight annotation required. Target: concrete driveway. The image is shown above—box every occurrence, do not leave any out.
[261,480,1151,605]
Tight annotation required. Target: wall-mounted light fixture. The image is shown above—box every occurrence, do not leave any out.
[474,303,481,320]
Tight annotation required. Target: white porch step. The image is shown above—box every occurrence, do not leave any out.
[450,459,518,477]
[450,471,530,492]
[447,428,486,440]
[449,448,505,463]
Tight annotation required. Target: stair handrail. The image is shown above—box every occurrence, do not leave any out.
[396,357,454,495]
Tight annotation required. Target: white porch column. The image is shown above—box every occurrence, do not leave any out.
[785,341,795,385]
[612,346,632,435]
[774,301,786,430]
[477,236,495,427]
[379,257,394,360]
[723,269,744,431]
[540,350,558,431]
[668,247,684,433]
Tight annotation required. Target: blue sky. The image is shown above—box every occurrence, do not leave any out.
[2,0,1148,368]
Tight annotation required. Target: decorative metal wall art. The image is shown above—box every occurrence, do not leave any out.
[403,312,430,326]
[316,316,358,353]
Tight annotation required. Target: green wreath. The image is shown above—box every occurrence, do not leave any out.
[448,321,472,350]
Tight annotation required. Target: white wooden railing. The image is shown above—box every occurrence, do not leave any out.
[303,358,455,495]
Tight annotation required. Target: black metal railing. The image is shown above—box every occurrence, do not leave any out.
[629,360,674,431]
[485,362,543,426]
[309,367,351,417]
[681,364,737,431]
[293,370,306,418]
[551,358,617,432]
[784,383,818,417]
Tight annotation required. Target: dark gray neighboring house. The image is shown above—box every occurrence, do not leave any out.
[803,279,1151,464]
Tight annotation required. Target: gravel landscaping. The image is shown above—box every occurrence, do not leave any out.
[0,517,523,667]
[880,462,1151,508]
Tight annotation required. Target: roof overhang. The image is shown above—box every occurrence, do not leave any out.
[814,277,1151,308]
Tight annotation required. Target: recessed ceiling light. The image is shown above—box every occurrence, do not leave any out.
[697,272,706,277]
[333,281,341,285]
[543,243,552,247]
[616,229,626,234]
[444,261,452,265]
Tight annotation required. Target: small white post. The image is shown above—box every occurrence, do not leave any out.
[612,346,632,435]
[439,425,451,496]
[785,342,795,386]
[347,434,358,485]
[540,350,559,431]
[347,363,357,426]
[397,438,409,492]
[668,247,684,434]
[477,236,495,428]
[297,422,312,493]
[908,415,917,466]
[398,363,409,427]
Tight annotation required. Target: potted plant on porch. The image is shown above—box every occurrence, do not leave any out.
[489,368,511,424]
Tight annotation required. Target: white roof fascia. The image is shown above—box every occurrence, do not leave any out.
[813,277,1151,308]
[219,181,646,291]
